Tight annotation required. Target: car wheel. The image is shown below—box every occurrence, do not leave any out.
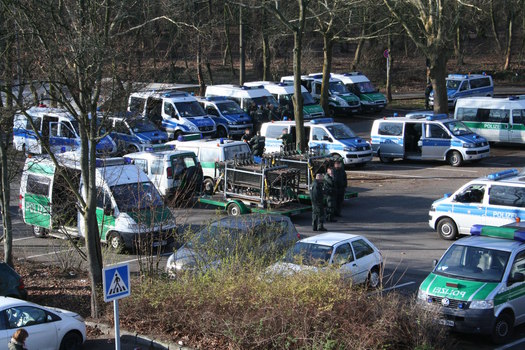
[107,232,125,252]
[447,151,463,167]
[33,225,47,238]
[126,145,138,154]
[203,178,215,195]
[491,312,514,344]
[367,267,381,289]
[174,131,183,140]
[378,150,393,163]
[437,218,458,240]
[60,331,83,350]
[217,126,228,138]
[227,202,241,216]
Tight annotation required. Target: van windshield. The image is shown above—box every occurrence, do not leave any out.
[111,182,163,212]
[217,101,244,115]
[329,81,350,95]
[250,96,279,109]
[224,144,251,160]
[446,79,462,90]
[326,124,356,139]
[443,121,473,136]
[357,81,376,94]
[128,119,158,133]
[174,102,206,118]
[434,244,509,282]
[302,92,316,105]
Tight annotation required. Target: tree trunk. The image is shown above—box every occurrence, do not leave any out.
[320,34,333,115]
[430,55,448,114]
[352,12,366,69]
[293,31,305,152]
[0,134,13,267]
[455,23,464,66]
[239,5,245,85]
[490,0,502,53]
[503,13,513,70]
[262,32,271,81]
[197,43,206,96]
[386,33,392,103]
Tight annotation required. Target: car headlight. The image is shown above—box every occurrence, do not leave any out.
[417,289,429,302]
[463,143,475,148]
[188,124,199,132]
[470,300,494,309]
[344,146,357,152]
[361,100,371,105]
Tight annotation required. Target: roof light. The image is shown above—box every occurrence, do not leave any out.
[426,114,449,121]
[123,157,132,164]
[471,224,525,242]
[310,118,334,124]
[487,169,518,181]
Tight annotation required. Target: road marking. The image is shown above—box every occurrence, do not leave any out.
[351,171,426,178]
[24,249,74,259]
[494,337,525,350]
[117,252,173,265]
[367,281,415,296]
[13,236,35,241]
[482,161,512,166]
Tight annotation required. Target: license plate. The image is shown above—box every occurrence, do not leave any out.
[438,319,454,327]
[351,109,358,113]
[153,240,167,247]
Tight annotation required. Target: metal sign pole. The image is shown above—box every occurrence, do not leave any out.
[114,299,121,350]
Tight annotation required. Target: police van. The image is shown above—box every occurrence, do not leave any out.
[418,224,525,343]
[124,147,202,200]
[370,113,490,167]
[167,138,251,194]
[331,72,387,112]
[430,73,494,108]
[195,96,253,138]
[204,84,279,111]
[127,89,216,140]
[429,169,525,240]
[260,118,372,166]
[280,74,361,116]
[13,106,117,155]
[19,152,176,251]
[103,114,168,154]
[244,81,325,120]
[454,96,525,144]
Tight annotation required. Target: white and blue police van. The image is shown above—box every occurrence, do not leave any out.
[196,96,253,138]
[430,73,494,108]
[103,113,168,154]
[429,168,525,240]
[260,118,372,166]
[204,84,279,111]
[127,89,216,140]
[13,106,117,155]
[370,112,490,167]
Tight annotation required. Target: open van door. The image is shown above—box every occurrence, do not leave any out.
[22,160,55,233]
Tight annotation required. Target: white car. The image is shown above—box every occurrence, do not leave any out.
[0,296,85,350]
[269,232,383,288]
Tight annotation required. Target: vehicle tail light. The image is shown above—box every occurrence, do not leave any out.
[19,195,23,209]
[167,167,172,179]
[18,278,25,291]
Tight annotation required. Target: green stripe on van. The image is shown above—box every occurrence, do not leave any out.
[26,161,55,176]
[463,121,525,131]
[200,161,216,169]
[24,193,51,229]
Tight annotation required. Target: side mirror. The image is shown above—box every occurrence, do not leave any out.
[508,272,525,286]
[432,259,438,268]
[103,203,113,216]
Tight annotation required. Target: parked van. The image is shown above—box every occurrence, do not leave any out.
[430,73,494,108]
[428,168,525,240]
[331,72,387,112]
[127,89,216,140]
[244,81,325,120]
[167,138,252,193]
[260,118,372,166]
[205,84,279,111]
[124,147,203,200]
[19,153,176,251]
[280,74,361,116]
[370,113,490,166]
[13,107,117,155]
[195,96,253,138]
[454,96,525,144]
[103,114,168,154]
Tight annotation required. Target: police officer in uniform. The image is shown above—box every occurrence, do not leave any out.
[277,128,293,152]
[333,159,347,217]
[310,173,327,231]
[241,128,252,142]
[323,167,337,222]
[249,131,265,156]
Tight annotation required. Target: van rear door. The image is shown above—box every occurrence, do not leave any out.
[23,161,54,229]
[377,121,404,158]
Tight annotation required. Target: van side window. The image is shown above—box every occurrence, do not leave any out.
[164,102,176,118]
[26,175,50,196]
[96,188,112,208]
[459,82,469,91]
[60,122,75,138]
[129,97,145,114]
[314,84,321,95]
[510,251,525,281]
[312,127,329,141]
[378,122,402,136]
[427,124,449,139]
[489,185,525,208]
[151,160,163,175]
[115,121,129,134]
[512,110,525,125]
[206,106,219,116]
[488,109,510,123]
[456,107,478,122]
[265,125,284,139]
[455,184,485,203]
[50,123,59,137]
[132,159,148,174]
[200,148,219,163]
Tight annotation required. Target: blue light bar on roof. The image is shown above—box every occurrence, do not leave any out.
[470,224,525,242]
[487,169,519,181]
[426,114,449,121]
[310,74,323,79]
[310,118,334,124]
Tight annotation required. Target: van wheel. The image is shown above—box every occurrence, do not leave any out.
[378,151,393,163]
[33,226,47,238]
[107,232,125,252]
[227,202,241,216]
[491,312,514,344]
[216,126,227,138]
[126,145,138,154]
[203,178,215,195]
[174,131,183,140]
[447,151,463,167]
[437,218,458,240]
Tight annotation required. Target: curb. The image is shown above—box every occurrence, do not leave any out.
[86,321,192,350]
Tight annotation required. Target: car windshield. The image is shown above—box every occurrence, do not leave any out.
[434,244,510,282]
[446,79,462,90]
[283,242,333,266]
[329,81,350,95]
[357,81,376,94]
[326,124,356,139]
[217,101,244,114]
[302,92,316,105]
[443,121,474,136]
[128,119,158,133]
[251,96,279,108]
[174,101,206,118]
[111,182,163,212]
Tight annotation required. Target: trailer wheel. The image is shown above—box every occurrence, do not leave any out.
[203,178,215,195]
[227,202,241,216]
[33,226,47,238]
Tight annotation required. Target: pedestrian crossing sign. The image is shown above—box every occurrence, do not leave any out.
[103,263,131,302]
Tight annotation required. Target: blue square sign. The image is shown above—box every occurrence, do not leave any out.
[103,263,131,302]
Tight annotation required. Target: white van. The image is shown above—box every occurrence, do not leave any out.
[124,147,203,199]
[13,107,117,155]
[127,89,216,140]
[370,113,490,166]
[260,118,372,166]
[430,73,494,108]
[429,168,525,240]
[19,153,176,251]
[205,84,279,111]
[244,81,325,120]
[331,72,387,112]
[167,138,251,193]
[454,96,525,143]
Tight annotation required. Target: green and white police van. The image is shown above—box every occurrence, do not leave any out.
[19,152,176,251]
[331,73,387,112]
[418,224,525,343]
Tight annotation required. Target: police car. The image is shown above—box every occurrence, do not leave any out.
[429,73,494,108]
[418,224,525,343]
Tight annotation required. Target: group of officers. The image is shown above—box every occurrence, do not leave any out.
[248,102,293,131]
